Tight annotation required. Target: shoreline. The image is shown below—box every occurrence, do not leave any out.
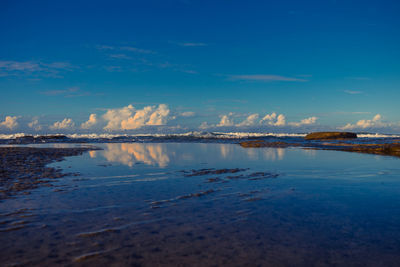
[239,140,400,158]
[0,146,100,200]
[1,140,399,200]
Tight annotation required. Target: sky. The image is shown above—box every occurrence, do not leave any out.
[0,0,399,134]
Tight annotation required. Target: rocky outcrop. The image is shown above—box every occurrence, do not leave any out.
[239,141,300,148]
[238,139,400,159]
[0,146,99,199]
[305,132,357,140]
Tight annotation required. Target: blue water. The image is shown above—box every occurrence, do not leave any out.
[1,143,400,266]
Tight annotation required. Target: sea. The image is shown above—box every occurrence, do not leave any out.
[1,131,400,144]
[1,132,400,266]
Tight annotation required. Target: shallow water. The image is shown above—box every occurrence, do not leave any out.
[1,143,400,266]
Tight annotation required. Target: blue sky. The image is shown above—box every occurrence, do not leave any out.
[1,0,399,134]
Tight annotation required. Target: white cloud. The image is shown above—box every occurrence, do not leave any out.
[340,114,385,130]
[147,104,170,126]
[121,106,154,130]
[347,77,371,81]
[275,115,286,126]
[28,118,42,131]
[103,104,171,131]
[180,111,195,117]
[237,114,259,126]
[0,60,72,77]
[0,116,18,130]
[97,45,154,54]
[50,118,75,130]
[178,42,207,47]
[0,61,40,72]
[103,105,135,131]
[260,112,277,122]
[289,116,318,127]
[229,75,307,82]
[344,90,363,95]
[81,114,98,129]
[199,122,211,129]
[40,86,89,97]
[120,46,155,54]
[217,114,234,127]
[109,54,131,60]
[200,112,320,129]
[96,45,115,50]
[260,113,286,126]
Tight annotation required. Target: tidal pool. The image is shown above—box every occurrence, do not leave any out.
[1,143,400,266]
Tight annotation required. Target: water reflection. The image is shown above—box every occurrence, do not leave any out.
[243,147,285,161]
[302,148,316,157]
[219,144,234,159]
[97,143,170,167]
[263,148,285,161]
[90,143,287,167]
[89,150,97,158]
[3,143,400,266]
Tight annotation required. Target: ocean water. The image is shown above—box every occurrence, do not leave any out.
[1,142,400,266]
[1,131,400,144]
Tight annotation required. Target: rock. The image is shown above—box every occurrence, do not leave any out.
[305,132,357,140]
[345,143,400,157]
[0,146,100,199]
[14,136,35,144]
[35,135,68,142]
[239,141,299,148]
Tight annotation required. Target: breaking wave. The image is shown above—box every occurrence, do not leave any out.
[0,131,399,144]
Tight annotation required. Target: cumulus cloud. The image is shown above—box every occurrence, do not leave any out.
[217,114,234,127]
[121,104,170,130]
[289,116,318,127]
[199,122,211,129]
[81,114,98,129]
[260,113,286,126]
[275,115,286,126]
[237,114,259,126]
[0,116,18,129]
[202,112,320,129]
[147,104,170,126]
[340,114,385,130]
[28,118,42,131]
[103,104,171,131]
[120,106,154,130]
[50,118,75,130]
[103,104,135,131]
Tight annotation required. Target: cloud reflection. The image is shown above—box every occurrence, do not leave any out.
[219,144,233,159]
[100,143,170,167]
[263,148,285,161]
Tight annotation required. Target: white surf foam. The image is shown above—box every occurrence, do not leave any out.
[1,132,399,140]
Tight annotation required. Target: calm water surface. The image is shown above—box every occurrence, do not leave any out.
[1,143,400,266]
